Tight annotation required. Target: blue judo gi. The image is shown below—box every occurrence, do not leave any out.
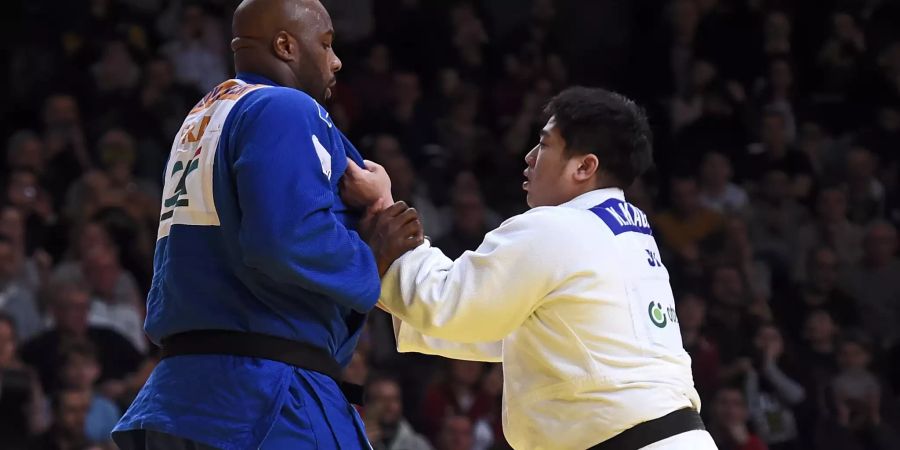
[113,73,380,449]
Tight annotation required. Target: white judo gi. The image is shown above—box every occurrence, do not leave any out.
[380,188,718,450]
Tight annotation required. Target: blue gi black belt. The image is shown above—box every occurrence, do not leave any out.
[159,330,365,405]
[587,408,705,450]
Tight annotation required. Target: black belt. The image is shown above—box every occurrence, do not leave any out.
[159,330,365,405]
[588,408,705,450]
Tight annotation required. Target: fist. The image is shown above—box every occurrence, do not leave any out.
[341,158,393,211]
[365,201,425,276]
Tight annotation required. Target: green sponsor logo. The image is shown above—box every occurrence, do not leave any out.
[648,302,667,328]
[648,301,679,328]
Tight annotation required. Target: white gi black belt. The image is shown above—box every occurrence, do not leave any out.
[587,408,705,450]
[159,330,365,405]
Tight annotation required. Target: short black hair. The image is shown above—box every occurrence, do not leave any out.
[544,86,653,188]
[57,340,100,368]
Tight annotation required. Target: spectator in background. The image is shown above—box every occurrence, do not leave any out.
[80,242,146,353]
[840,221,900,348]
[746,170,807,275]
[796,121,839,187]
[478,363,506,449]
[57,341,120,446]
[343,350,369,386]
[698,151,749,215]
[435,176,495,259]
[88,207,153,296]
[792,187,863,282]
[351,43,395,117]
[670,60,717,133]
[50,217,146,345]
[865,104,900,225]
[706,265,758,382]
[743,324,805,450]
[752,58,799,145]
[707,387,768,450]
[6,130,45,175]
[94,128,161,226]
[41,94,92,204]
[665,0,701,99]
[843,146,885,225]
[817,12,867,102]
[434,415,475,450]
[365,375,432,450]
[20,281,142,400]
[743,108,813,199]
[161,3,228,93]
[761,11,791,58]
[447,3,492,85]
[435,85,498,174]
[708,216,772,301]
[815,334,898,450]
[29,388,99,450]
[774,247,858,337]
[0,236,42,341]
[5,169,59,259]
[134,56,204,180]
[857,103,900,171]
[672,81,750,173]
[0,205,50,291]
[371,134,445,239]
[353,70,435,168]
[420,360,492,443]
[678,293,721,404]
[795,309,840,437]
[86,40,142,135]
[654,175,725,276]
[499,0,560,62]
[321,0,374,46]
[0,313,49,448]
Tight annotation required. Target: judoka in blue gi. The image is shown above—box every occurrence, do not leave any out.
[112,0,421,448]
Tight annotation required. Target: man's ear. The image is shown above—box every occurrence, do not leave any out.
[574,153,600,182]
[272,31,297,61]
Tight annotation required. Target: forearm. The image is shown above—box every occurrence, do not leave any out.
[392,315,502,362]
[762,362,806,404]
[381,243,523,342]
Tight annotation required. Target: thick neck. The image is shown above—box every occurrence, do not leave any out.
[234,52,298,90]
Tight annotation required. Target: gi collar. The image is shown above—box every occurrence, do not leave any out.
[236,72,279,87]
[559,188,626,210]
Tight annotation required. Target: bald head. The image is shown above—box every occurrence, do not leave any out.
[233,0,325,41]
[232,0,341,102]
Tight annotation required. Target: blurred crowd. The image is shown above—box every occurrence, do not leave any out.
[0,0,899,449]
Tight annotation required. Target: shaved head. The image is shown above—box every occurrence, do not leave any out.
[232,0,325,41]
[232,0,341,102]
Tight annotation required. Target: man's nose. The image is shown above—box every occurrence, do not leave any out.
[524,146,537,165]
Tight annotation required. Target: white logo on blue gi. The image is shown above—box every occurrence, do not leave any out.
[311,135,332,180]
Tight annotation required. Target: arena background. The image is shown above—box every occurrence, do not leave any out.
[0,0,899,449]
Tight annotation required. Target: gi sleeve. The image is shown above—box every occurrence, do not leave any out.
[391,315,502,362]
[231,89,380,312]
[380,208,563,342]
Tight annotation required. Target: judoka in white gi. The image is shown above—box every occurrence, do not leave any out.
[343,86,719,450]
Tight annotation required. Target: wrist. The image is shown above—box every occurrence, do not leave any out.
[377,257,392,277]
